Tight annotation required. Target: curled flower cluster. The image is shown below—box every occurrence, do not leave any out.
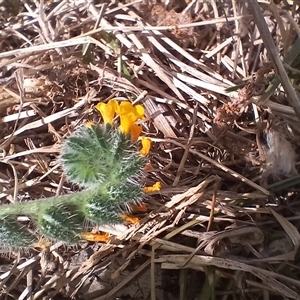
[0,100,160,248]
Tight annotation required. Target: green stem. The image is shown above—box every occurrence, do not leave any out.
[0,188,98,217]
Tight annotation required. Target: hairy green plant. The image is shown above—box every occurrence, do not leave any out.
[0,124,147,249]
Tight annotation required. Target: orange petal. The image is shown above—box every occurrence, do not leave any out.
[120,214,140,224]
[81,232,110,243]
[134,105,145,118]
[119,113,135,134]
[143,181,162,193]
[117,101,145,134]
[144,163,153,170]
[117,101,134,115]
[140,137,152,156]
[130,203,147,212]
[95,99,118,124]
[131,124,143,141]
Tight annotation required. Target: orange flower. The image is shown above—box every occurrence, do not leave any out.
[95,100,151,152]
[130,203,147,212]
[143,181,162,193]
[81,232,110,243]
[95,99,119,124]
[95,100,146,141]
[130,124,143,141]
[120,214,140,224]
[140,137,152,156]
[116,102,145,135]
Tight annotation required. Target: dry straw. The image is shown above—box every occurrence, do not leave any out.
[0,0,300,299]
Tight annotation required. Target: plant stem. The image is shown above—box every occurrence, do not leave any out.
[0,188,92,217]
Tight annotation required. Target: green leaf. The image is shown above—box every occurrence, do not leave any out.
[101,31,119,52]
[38,205,84,243]
[0,216,36,248]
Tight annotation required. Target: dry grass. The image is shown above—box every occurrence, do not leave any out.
[1,0,300,299]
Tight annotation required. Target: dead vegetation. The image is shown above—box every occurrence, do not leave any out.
[1,0,300,299]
